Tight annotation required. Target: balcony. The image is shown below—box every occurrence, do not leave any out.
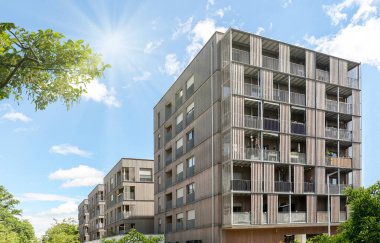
[176,197,183,207]
[290,91,306,106]
[166,200,172,211]
[263,149,280,162]
[165,131,172,144]
[347,77,359,89]
[244,83,260,98]
[186,111,194,125]
[325,127,338,139]
[233,212,251,224]
[273,88,289,102]
[176,172,183,183]
[339,102,352,114]
[291,121,305,134]
[176,147,183,158]
[304,182,315,193]
[245,148,261,160]
[186,139,194,151]
[244,115,261,129]
[186,192,195,204]
[263,117,279,131]
[339,128,352,140]
[187,166,195,178]
[165,178,172,189]
[326,99,338,112]
[175,97,183,111]
[317,211,328,223]
[291,212,307,223]
[274,181,293,192]
[165,154,172,166]
[278,212,290,223]
[316,69,329,82]
[176,222,183,231]
[232,48,249,64]
[326,184,351,194]
[166,223,172,233]
[325,156,352,167]
[186,219,195,229]
[290,152,306,164]
[165,108,172,121]
[290,62,305,77]
[231,179,251,191]
[262,55,279,71]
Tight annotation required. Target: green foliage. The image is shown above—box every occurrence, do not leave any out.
[102,229,163,243]
[0,185,37,242]
[0,23,110,110]
[42,218,80,243]
[308,181,380,243]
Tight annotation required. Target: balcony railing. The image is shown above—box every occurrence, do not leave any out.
[186,111,194,125]
[317,211,328,223]
[231,179,251,191]
[176,147,183,158]
[262,55,279,71]
[290,62,305,77]
[166,223,172,233]
[233,212,251,224]
[232,48,249,64]
[176,121,183,134]
[186,139,194,151]
[187,166,195,178]
[278,212,290,223]
[166,200,172,211]
[263,149,280,162]
[325,127,338,139]
[165,108,172,121]
[244,115,261,129]
[186,219,195,229]
[245,148,261,160]
[244,83,260,98]
[186,192,195,204]
[274,181,293,192]
[165,154,172,165]
[291,212,307,223]
[165,131,172,144]
[176,197,183,207]
[165,177,172,188]
[290,91,306,106]
[263,117,279,131]
[176,172,183,183]
[304,182,315,192]
[273,88,289,102]
[290,152,306,164]
[316,69,329,82]
[339,128,352,140]
[186,84,194,98]
[347,77,359,89]
[291,121,305,134]
[325,156,352,167]
[339,102,352,114]
[326,99,338,112]
[176,222,183,231]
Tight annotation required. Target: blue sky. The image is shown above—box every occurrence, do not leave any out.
[1,0,379,237]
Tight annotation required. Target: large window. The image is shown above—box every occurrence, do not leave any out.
[176,162,184,182]
[186,130,194,151]
[187,156,195,178]
[139,168,152,182]
[186,209,195,229]
[186,102,194,124]
[186,76,194,97]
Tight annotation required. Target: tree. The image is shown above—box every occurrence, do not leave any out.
[0,185,37,242]
[103,229,163,243]
[308,181,380,243]
[0,23,109,110]
[42,218,80,243]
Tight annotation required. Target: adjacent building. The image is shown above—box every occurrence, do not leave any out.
[78,199,89,242]
[88,184,106,240]
[153,28,361,242]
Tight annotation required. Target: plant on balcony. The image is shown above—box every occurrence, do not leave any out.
[102,228,163,243]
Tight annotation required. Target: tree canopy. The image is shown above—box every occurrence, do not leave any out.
[308,180,380,243]
[0,185,37,243]
[103,229,163,243]
[0,23,109,110]
[42,218,80,243]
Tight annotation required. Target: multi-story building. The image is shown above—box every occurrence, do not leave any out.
[88,184,106,240]
[104,158,155,237]
[153,28,361,242]
[78,199,89,242]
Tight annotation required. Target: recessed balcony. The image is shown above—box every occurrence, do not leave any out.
[232,48,249,64]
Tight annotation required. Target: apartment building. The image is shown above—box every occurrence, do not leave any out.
[78,199,89,242]
[88,184,106,240]
[104,158,155,237]
[153,28,361,242]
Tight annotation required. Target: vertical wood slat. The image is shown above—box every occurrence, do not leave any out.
[352,116,361,142]
[250,35,262,67]
[231,63,244,95]
[252,162,263,192]
[315,82,326,110]
[263,163,274,192]
[294,165,304,193]
[306,137,315,165]
[306,108,315,137]
[307,195,316,223]
[352,143,361,169]
[306,51,315,79]
[352,170,361,188]
[316,167,325,194]
[331,196,340,223]
[352,90,361,116]
[232,96,244,127]
[330,57,339,84]
[251,194,262,224]
[280,134,290,163]
[279,43,290,73]
[315,139,325,166]
[339,60,348,86]
[232,128,245,160]
[315,110,325,138]
[280,104,290,133]
[267,194,278,224]
[261,70,273,100]
[306,79,315,108]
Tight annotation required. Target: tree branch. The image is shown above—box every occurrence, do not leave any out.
[0,57,27,89]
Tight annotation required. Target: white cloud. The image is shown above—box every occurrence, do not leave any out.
[164,54,181,76]
[19,193,76,202]
[256,27,265,35]
[12,126,37,133]
[282,0,292,8]
[133,71,151,81]
[49,165,104,188]
[206,0,215,9]
[144,39,163,53]
[215,6,231,18]
[172,17,193,39]
[49,144,91,158]
[46,201,78,216]
[269,22,273,30]
[306,0,380,69]
[2,111,31,122]
[82,79,121,108]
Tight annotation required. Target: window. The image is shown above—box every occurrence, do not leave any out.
[157,112,160,128]
[176,113,183,125]
[187,183,195,195]
[139,168,152,182]
[186,75,194,97]
[186,130,194,151]
[175,89,183,110]
[187,209,195,219]
[157,134,161,149]
[111,194,114,202]
[186,102,194,124]
[176,188,183,199]
[176,138,183,149]
[186,102,194,115]
[187,130,194,141]
[187,157,195,168]
[186,209,195,229]
[158,176,161,185]
[176,113,184,133]
[176,163,183,175]
[176,213,184,230]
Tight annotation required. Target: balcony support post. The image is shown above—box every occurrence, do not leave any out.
[327,171,338,236]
